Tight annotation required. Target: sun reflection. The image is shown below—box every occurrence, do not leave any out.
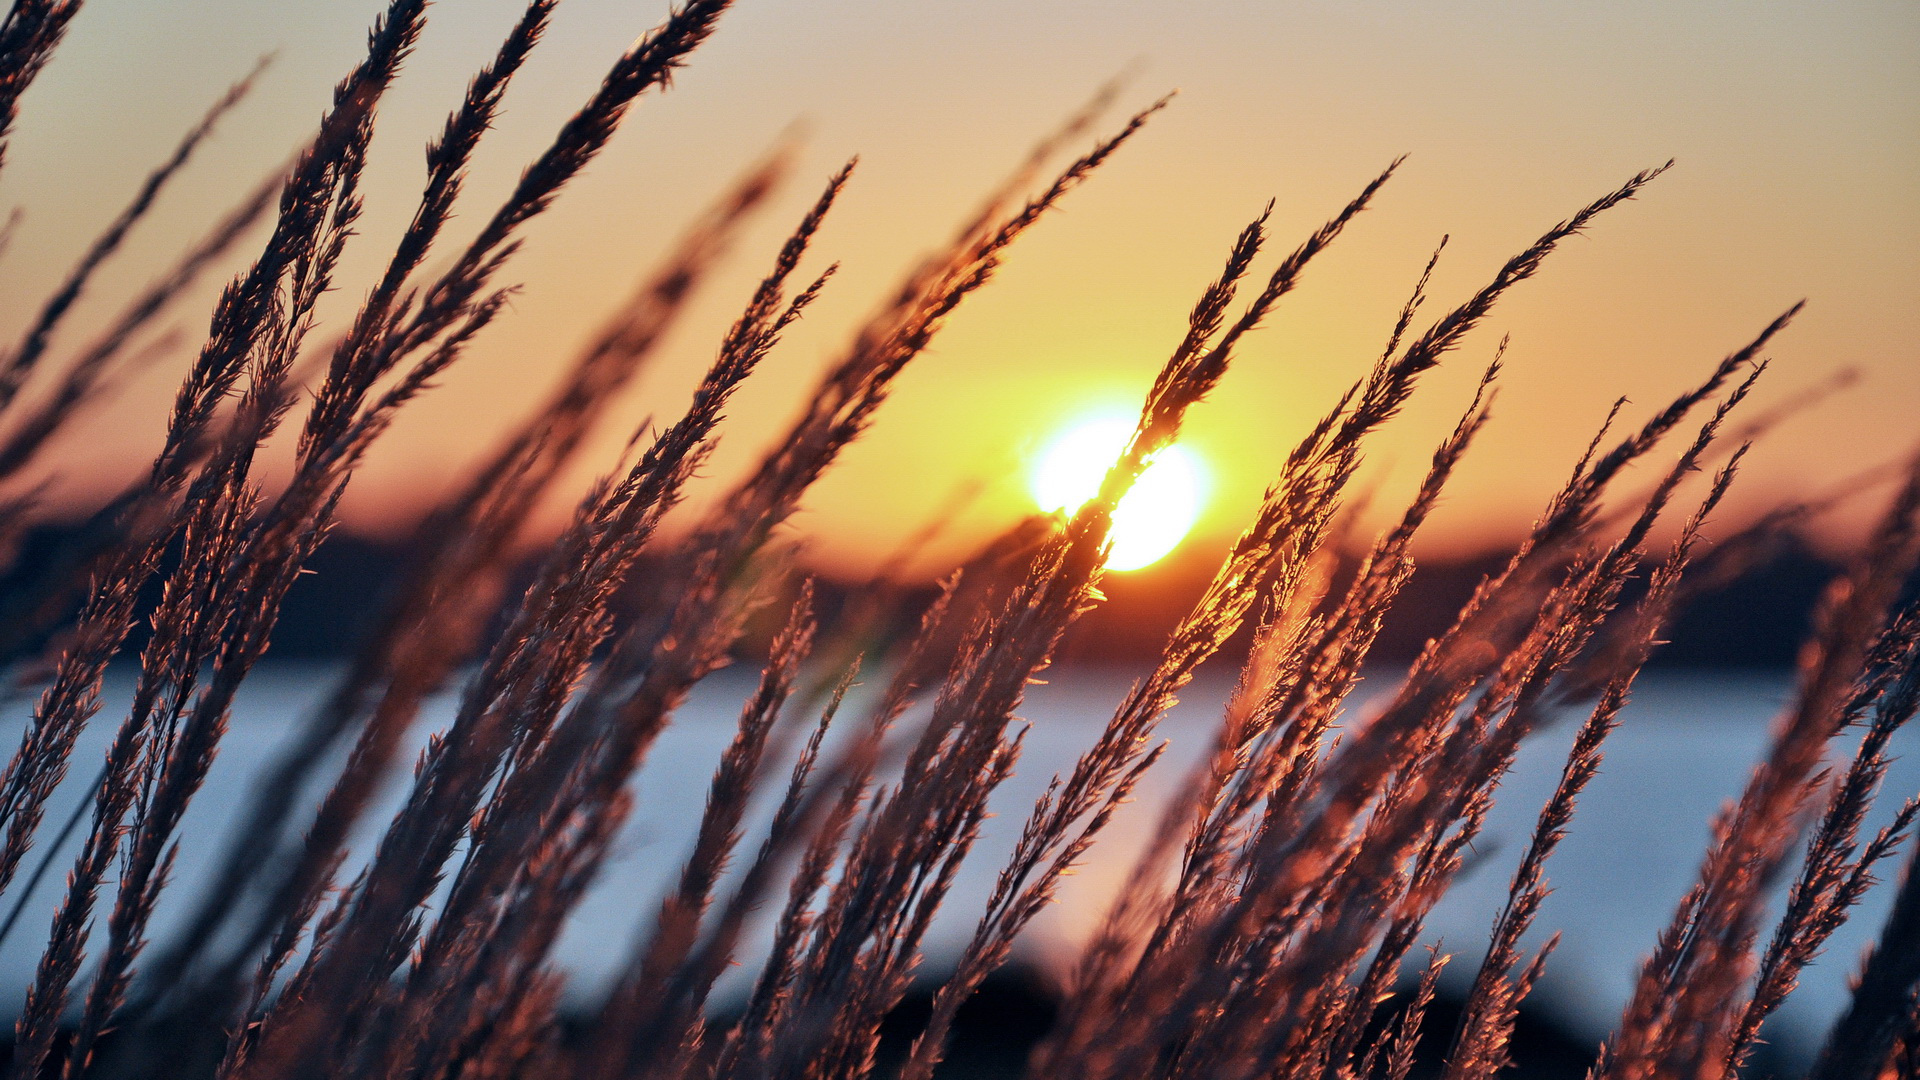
[1029,416,1205,571]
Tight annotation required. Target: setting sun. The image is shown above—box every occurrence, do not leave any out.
[1029,417,1206,571]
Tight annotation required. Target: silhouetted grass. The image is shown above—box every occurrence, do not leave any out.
[0,3,1914,1079]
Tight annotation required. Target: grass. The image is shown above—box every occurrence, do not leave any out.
[0,1,1915,1077]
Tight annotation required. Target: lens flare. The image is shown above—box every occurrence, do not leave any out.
[1029,416,1204,571]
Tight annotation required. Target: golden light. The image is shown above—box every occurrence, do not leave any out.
[1029,416,1206,571]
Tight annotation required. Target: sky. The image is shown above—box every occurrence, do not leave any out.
[0,0,1914,574]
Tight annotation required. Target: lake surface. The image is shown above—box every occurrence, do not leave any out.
[1,663,1911,1070]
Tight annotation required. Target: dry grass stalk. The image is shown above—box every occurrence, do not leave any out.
[0,164,281,484]
[309,105,1170,1080]
[0,1,423,1015]
[1027,166,1704,1080]
[0,0,82,176]
[429,108,1166,1080]
[577,585,818,1078]
[219,146,833,1080]
[1810,844,1920,1079]
[896,160,1403,1080]
[1725,609,1920,1071]
[0,55,267,416]
[1443,443,1747,1080]
[139,149,802,1021]
[1601,456,1920,1080]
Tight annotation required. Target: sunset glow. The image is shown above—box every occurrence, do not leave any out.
[1030,417,1204,571]
[1,2,1912,569]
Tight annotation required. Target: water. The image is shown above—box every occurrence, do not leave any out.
[0,663,1910,1068]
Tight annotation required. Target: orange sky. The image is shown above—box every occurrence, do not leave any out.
[1,0,1915,575]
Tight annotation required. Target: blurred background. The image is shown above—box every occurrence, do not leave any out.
[0,2,1915,1076]
[1,0,1914,570]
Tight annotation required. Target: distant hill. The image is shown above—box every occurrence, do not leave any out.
[1055,537,1842,670]
[0,523,1849,668]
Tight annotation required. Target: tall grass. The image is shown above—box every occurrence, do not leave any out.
[0,2,1914,1078]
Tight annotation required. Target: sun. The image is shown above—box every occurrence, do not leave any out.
[1029,416,1206,571]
